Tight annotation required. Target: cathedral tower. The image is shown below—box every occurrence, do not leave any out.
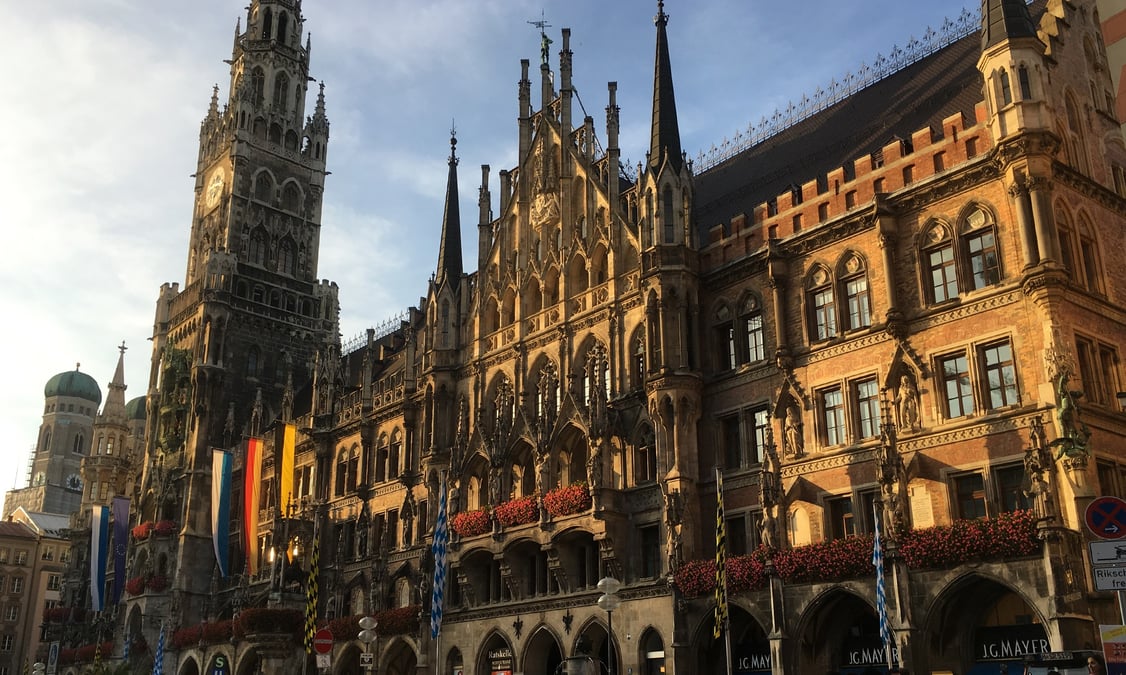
[139,0,339,628]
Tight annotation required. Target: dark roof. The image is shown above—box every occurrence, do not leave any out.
[0,521,37,540]
[692,28,985,239]
[650,4,683,173]
[435,136,463,290]
[125,395,147,420]
[982,0,1038,50]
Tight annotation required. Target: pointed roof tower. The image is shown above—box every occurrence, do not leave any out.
[649,0,683,173]
[435,132,463,290]
[981,0,1038,50]
[102,342,129,419]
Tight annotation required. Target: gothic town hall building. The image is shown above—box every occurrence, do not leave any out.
[43,1,1126,674]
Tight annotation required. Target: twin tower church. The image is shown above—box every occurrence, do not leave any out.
[14,1,1126,674]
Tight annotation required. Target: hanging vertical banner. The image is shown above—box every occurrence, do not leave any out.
[212,449,232,577]
[244,437,263,576]
[89,505,109,612]
[111,497,129,605]
[431,472,449,640]
[277,423,296,513]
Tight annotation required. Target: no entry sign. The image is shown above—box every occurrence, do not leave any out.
[313,628,334,655]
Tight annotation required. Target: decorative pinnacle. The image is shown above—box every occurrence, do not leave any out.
[528,10,553,65]
[449,121,458,165]
[656,0,668,26]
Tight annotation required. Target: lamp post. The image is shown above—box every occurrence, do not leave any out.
[597,576,621,675]
[358,616,378,674]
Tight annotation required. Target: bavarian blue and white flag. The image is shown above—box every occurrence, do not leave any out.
[211,449,232,577]
[873,502,895,668]
[90,505,109,612]
[111,496,129,605]
[430,472,449,639]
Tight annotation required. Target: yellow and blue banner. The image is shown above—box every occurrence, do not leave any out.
[212,449,232,577]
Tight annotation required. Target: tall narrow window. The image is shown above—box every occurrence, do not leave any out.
[999,69,1013,105]
[827,496,855,539]
[250,67,265,106]
[925,224,958,303]
[662,186,675,244]
[953,472,986,519]
[1018,65,1032,99]
[940,353,973,418]
[721,415,742,470]
[965,229,1000,289]
[854,378,881,439]
[981,340,1018,409]
[273,72,289,110]
[821,387,846,446]
[750,408,769,465]
[995,465,1030,512]
[808,268,837,341]
[844,273,871,330]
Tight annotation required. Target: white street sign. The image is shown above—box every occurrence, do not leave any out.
[1090,540,1126,566]
[316,654,332,669]
[1093,566,1126,591]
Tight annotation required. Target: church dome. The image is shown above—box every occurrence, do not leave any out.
[125,395,147,420]
[44,367,102,405]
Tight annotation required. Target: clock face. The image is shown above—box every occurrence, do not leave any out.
[205,171,226,209]
[66,474,82,490]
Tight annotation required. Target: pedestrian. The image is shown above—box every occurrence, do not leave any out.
[1088,654,1106,674]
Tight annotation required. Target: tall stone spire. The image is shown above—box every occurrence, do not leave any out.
[435,131,463,290]
[649,0,683,173]
[981,0,1038,51]
[102,341,129,420]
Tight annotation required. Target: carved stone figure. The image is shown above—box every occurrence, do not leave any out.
[586,441,603,489]
[783,405,804,458]
[401,491,416,548]
[761,508,778,550]
[897,374,920,432]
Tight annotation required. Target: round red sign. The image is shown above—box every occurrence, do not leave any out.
[313,628,334,655]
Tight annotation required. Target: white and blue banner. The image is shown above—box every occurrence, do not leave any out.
[90,505,109,612]
[212,448,232,577]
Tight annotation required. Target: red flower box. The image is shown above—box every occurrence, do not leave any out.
[233,607,305,640]
[374,605,421,636]
[126,576,146,596]
[153,520,177,537]
[494,496,539,527]
[543,483,591,517]
[132,522,152,540]
[452,508,491,537]
[146,574,168,592]
[328,614,361,641]
[899,509,1038,569]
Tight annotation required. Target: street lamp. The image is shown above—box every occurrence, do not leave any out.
[597,576,621,675]
[358,616,378,674]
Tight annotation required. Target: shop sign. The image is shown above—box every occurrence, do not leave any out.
[974,624,1049,661]
[490,646,513,675]
[733,644,772,674]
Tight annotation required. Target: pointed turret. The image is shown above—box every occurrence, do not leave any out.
[102,342,129,420]
[981,0,1037,51]
[649,0,683,174]
[436,133,463,290]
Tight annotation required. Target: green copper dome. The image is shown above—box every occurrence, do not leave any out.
[125,395,147,421]
[44,367,102,405]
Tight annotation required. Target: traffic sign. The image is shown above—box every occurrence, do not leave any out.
[1090,540,1126,566]
[1093,566,1126,591]
[313,628,334,655]
[1086,496,1126,539]
[360,653,374,669]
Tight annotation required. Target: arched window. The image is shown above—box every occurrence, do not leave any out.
[282,184,301,212]
[1065,94,1090,175]
[273,72,289,110]
[712,303,736,371]
[247,346,260,378]
[923,223,957,304]
[806,266,838,341]
[262,8,273,40]
[1018,65,1033,100]
[249,229,267,266]
[72,433,84,454]
[250,68,265,106]
[389,430,403,481]
[739,295,765,364]
[632,333,646,390]
[962,207,1001,290]
[334,449,348,496]
[254,173,273,202]
[838,255,871,331]
[276,11,289,45]
[269,123,283,144]
[40,429,51,453]
[998,69,1012,106]
[1077,213,1104,294]
[278,239,295,275]
[633,425,657,486]
[662,185,675,244]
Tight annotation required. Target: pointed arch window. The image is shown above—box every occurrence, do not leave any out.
[247,346,260,378]
[278,239,295,276]
[72,433,84,454]
[250,68,265,106]
[839,255,871,331]
[631,333,646,390]
[276,11,289,45]
[282,183,300,212]
[1065,94,1090,175]
[740,296,765,364]
[389,430,402,481]
[712,304,736,371]
[963,208,1001,290]
[40,429,51,453]
[633,425,657,486]
[662,186,675,244]
[806,267,838,341]
[923,224,958,303]
[998,69,1012,106]
[1018,65,1032,100]
[262,8,273,40]
[273,72,289,111]
[249,230,267,266]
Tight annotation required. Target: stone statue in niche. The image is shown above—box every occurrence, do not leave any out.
[783,405,803,458]
[896,373,921,432]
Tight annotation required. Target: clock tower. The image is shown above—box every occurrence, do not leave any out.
[139,0,339,627]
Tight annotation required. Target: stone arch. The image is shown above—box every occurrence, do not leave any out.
[475,629,515,675]
[572,614,615,673]
[383,636,419,675]
[543,264,561,307]
[689,601,771,674]
[589,242,609,285]
[790,585,884,674]
[175,654,201,675]
[332,642,363,675]
[252,169,276,203]
[637,626,668,675]
[568,251,589,295]
[522,624,565,675]
[918,570,1060,672]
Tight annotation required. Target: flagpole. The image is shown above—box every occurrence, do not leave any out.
[873,502,894,670]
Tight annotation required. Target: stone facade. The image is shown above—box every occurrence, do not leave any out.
[43,1,1126,674]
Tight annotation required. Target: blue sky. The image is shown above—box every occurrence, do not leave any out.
[0,0,975,493]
